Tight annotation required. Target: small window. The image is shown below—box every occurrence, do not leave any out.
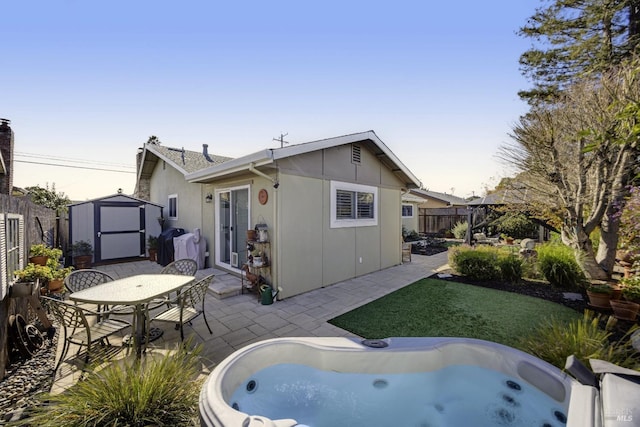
[168,194,178,220]
[330,181,377,228]
[402,204,414,218]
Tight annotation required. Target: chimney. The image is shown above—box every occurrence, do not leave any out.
[203,144,213,162]
[0,119,14,195]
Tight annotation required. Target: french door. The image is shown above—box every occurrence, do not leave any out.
[216,187,249,270]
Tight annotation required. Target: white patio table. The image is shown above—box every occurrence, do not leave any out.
[68,274,195,357]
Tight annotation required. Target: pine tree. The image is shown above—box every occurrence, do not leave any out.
[519,0,640,104]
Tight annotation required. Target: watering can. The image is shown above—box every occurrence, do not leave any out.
[260,284,279,305]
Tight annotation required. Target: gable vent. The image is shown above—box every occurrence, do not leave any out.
[351,145,362,164]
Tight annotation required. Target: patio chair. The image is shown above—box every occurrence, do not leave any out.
[160,258,198,276]
[149,274,214,341]
[42,296,131,373]
[155,259,198,308]
[64,269,134,315]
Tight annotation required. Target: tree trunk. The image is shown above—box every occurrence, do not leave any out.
[562,226,609,280]
[597,206,621,276]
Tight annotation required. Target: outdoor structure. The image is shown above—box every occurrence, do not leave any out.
[68,194,163,265]
[135,131,421,299]
[407,189,468,236]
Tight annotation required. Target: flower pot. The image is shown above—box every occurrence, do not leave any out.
[28,255,49,266]
[148,248,158,262]
[587,290,611,309]
[247,230,257,242]
[9,281,35,298]
[610,299,640,321]
[47,278,64,293]
[74,255,92,269]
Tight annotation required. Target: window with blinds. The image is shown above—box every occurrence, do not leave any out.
[331,181,377,228]
[0,213,24,299]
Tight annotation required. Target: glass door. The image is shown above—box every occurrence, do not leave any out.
[216,187,249,269]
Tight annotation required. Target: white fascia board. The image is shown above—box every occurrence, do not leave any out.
[272,131,421,188]
[186,149,274,183]
[144,144,190,176]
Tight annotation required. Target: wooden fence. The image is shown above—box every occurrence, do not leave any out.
[418,207,468,236]
[0,195,61,379]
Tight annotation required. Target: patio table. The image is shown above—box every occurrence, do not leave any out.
[68,274,194,357]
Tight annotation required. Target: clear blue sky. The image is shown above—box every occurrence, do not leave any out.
[3,1,536,200]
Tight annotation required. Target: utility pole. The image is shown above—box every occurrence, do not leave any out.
[273,133,289,148]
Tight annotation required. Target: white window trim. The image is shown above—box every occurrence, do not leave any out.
[0,213,24,299]
[168,194,178,220]
[402,204,414,218]
[330,180,378,228]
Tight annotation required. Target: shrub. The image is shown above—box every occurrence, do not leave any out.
[518,311,640,370]
[489,212,537,240]
[26,344,204,426]
[449,245,500,281]
[497,254,523,283]
[536,243,586,289]
[451,221,468,239]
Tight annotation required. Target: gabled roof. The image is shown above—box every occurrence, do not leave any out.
[466,188,528,206]
[138,143,233,180]
[410,188,467,206]
[186,131,422,189]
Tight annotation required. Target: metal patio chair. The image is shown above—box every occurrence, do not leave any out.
[149,274,214,341]
[42,296,131,373]
[160,258,198,276]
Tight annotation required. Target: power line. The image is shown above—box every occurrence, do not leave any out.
[15,159,136,174]
[15,151,134,169]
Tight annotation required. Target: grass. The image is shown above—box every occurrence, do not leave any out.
[329,278,581,348]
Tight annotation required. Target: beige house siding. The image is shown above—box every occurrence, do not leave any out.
[402,202,419,233]
[150,160,203,233]
[275,144,405,298]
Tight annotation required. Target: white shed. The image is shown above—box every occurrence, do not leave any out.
[69,194,164,264]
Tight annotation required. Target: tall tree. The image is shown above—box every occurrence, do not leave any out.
[26,184,71,213]
[519,0,640,104]
[500,61,640,279]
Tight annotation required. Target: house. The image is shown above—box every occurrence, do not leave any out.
[135,131,421,299]
[405,189,468,236]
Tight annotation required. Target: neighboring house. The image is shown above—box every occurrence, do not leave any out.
[401,192,423,235]
[408,189,468,236]
[135,131,421,299]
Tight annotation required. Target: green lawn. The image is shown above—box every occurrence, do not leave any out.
[329,278,581,348]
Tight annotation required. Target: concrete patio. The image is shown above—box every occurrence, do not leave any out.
[50,251,449,392]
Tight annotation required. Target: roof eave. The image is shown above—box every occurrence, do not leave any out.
[186,150,274,183]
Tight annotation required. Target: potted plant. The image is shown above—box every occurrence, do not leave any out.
[621,276,640,303]
[147,235,159,262]
[28,244,50,266]
[611,277,640,321]
[11,263,53,298]
[72,240,93,269]
[586,283,613,308]
[47,266,74,294]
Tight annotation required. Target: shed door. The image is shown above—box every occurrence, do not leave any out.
[94,201,145,262]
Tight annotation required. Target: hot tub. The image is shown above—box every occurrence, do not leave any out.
[199,337,600,427]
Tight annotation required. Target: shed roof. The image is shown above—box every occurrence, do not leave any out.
[186,131,421,189]
[465,188,528,206]
[68,193,165,208]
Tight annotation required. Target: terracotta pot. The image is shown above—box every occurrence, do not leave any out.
[47,279,64,293]
[148,248,157,262]
[28,256,48,266]
[247,230,257,242]
[587,290,611,309]
[610,299,640,321]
